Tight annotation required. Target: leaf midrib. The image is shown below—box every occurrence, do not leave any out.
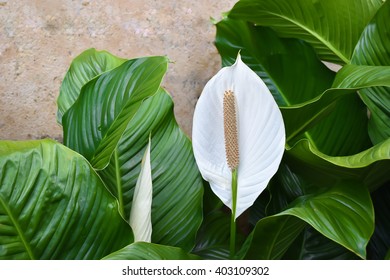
[265,11,350,64]
[0,194,35,260]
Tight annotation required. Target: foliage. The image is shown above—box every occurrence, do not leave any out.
[0,0,389,259]
[213,0,390,259]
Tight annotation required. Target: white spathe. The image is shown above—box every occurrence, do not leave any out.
[129,138,153,242]
[192,54,285,219]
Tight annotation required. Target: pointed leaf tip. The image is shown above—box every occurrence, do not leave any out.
[192,53,285,219]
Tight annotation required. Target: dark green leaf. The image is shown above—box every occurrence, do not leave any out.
[286,138,390,191]
[352,1,390,144]
[243,181,374,259]
[103,242,201,260]
[367,184,390,259]
[192,211,231,260]
[215,17,335,107]
[283,182,374,259]
[284,226,359,260]
[243,215,305,260]
[0,139,132,260]
[228,0,383,64]
[266,163,306,215]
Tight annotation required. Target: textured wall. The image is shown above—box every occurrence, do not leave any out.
[0,0,237,140]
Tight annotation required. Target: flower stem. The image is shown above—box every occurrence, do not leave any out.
[230,168,238,259]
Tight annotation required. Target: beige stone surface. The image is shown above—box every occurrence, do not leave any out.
[0,0,237,141]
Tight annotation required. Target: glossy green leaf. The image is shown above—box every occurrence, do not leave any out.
[103,242,201,260]
[244,182,374,259]
[284,226,359,260]
[62,56,168,170]
[228,0,383,64]
[243,215,306,259]
[286,138,390,191]
[57,48,126,123]
[333,65,390,88]
[266,163,306,216]
[283,182,374,259]
[352,1,390,144]
[192,211,231,260]
[98,88,203,251]
[0,139,132,260]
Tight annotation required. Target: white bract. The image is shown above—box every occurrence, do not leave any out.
[129,138,153,242]
[192,53,285,219]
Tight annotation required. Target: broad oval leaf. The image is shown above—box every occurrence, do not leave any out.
[286,138,390,191]
[103,242,201,260]
[62,56,168,170]
[98,88,203,251]
[228,0,383,64]
[57,48,127,123]
[243,181,374,259]
[0,139,132,260]
[192,54,285,219]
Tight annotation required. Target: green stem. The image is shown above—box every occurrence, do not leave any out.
[230,168,238,259]
[114,148,124,218]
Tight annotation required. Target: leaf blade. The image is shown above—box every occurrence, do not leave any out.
[0,139,133,260]
[228,0,383,63]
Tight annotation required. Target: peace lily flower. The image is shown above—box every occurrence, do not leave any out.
[192,53,285,220]
[129,138,153,242]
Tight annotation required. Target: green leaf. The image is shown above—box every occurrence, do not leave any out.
[98,89,203,251]
[244,181,374,259]
[333,65,390,88]
[62,56,168,170]
[228,0,383,64]
[192,211,231,260]
[243,215,306,260]
[367,185,390,259]
[0,139,132,260]
[283,64,390,143]
[284,226,359,260]
[57,48,127,123]
[103,242,201,260]
[286,138,390,191]
[282,182,374,259]
[352,1,390,144]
